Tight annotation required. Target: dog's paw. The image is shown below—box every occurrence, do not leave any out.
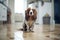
[31,31,34,32]
[29,30,34,32]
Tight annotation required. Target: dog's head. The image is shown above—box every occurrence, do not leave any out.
[25,8,37,21]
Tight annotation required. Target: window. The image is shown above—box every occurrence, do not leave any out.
[14,0,27,14]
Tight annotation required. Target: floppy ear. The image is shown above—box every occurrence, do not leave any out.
[25,10,27,20]
[25,8,31,16]
[25,8,31,21]
[32,9,37,20]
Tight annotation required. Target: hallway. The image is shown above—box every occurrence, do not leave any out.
[0,0,60,40]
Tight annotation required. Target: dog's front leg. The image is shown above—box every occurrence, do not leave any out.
[25,21,30,32]
[23,23,27,31]
[26,25,29,32]
[30,25,34,32]
[32,25,34,31]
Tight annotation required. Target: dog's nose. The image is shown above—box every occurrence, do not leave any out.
[30,12,32,15]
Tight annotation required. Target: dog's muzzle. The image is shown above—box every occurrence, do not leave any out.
[29,10,34,16]
[30,12,32,15]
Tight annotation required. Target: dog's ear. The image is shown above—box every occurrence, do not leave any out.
[32,9,37,20]
[26,8,31,14]
[25,8,31,21]
[25,8,31,16]
[25,10,27,20]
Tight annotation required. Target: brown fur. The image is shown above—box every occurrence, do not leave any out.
[25,8,37,21]
[23,8,37,32]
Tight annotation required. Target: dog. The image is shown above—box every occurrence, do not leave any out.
[23,8,37,32]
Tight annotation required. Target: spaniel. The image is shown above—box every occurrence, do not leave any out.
[23,8,37,32]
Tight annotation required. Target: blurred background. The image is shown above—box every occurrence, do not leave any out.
[0,0,60,40]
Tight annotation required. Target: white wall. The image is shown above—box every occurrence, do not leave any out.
[38,1,52,24]
[14,0,27,22]
[14,13,24,22]
[14,0,27,17]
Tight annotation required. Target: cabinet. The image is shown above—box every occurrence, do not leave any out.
[43,16,50,24]
[0,3,7,21]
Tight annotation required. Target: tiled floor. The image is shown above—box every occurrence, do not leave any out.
[0,23,60,40]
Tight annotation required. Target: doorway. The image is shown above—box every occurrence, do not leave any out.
[54,0,60,24]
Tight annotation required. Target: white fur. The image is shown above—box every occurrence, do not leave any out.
[29,9,34,16]
[24,20,35,31]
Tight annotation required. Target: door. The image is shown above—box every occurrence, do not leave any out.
[54,0,60,24]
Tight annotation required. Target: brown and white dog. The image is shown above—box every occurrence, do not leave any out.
[23,8,37,32]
